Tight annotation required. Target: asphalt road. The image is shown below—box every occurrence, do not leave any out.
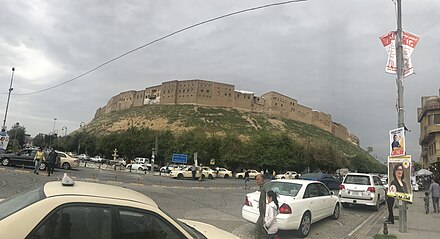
[0,165,385,238]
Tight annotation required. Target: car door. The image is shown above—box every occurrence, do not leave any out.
[302,183,322,222]
[316,183,334,216]
[16,149,35,167]
[373,176,386,202]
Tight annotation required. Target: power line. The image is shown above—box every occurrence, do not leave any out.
[6,0,306,96]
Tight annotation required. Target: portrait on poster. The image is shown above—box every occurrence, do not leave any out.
[389,127,405,156]
[387,156,412,202]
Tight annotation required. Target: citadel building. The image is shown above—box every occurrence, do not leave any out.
[95,79,359,145]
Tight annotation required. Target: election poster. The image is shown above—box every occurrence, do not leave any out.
[390,127,405,157]
[387,155,412,202]
[0,130,9,153]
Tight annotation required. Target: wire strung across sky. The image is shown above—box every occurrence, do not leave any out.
[7,0,306,96]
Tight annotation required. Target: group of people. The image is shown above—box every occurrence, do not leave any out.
[33,148,58,176]
[255,174,280,239]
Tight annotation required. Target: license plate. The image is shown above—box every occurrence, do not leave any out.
[350,191,362,196]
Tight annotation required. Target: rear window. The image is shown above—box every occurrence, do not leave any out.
[0,186,45,220]
[344,175,371,185]
[264,181,302,197]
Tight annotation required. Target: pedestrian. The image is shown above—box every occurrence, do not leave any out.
[198,164,204,181]
[255,174,267,239]
[47,148,57,176]
[423,191,430,214]
[429,178,440,213]
[191,164,196,180]
[264,190,279,239]
[33,148,45,175]
[244,171,250,189]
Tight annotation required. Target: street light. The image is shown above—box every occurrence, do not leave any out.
[49,118,57,149]
[2,67,15,128]
[78,122,86,155]
[52,118,57,133]
[62,126,67,136]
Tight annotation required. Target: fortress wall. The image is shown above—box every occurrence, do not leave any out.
[252,96,266,113]
[294,104,313,124]
[175,80,198,104]
[312,111,332,133]
[118,91,136,111]
[234,91,254,110]
[196,80,213,105]
[349,133,360,145]
[133,90,146,107]
[211,81,235,107]
[332,122,350,141]
[144,85,161,105]
[160,81,178,104]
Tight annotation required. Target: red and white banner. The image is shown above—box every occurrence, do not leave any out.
[380,31,420,78]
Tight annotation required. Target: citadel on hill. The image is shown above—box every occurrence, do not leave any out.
[95,79,359,145]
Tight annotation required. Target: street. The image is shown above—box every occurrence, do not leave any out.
[0,165,384,238]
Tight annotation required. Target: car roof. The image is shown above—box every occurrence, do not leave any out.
[271,179,319,185]
[345,173,373,177]
[44,181,158,207]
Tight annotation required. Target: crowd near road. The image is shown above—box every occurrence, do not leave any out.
[0,160,388,239]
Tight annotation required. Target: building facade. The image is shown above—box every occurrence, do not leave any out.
[418,90,440,168]
[95,79,359,145]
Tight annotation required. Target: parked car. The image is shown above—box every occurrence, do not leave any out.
[56,151,80,170]
[216,167,232,178]
[0,149,46,171]
[242,179,340,237]
[338,173,387,211]
[90,156,107,163]
[126,162,149,171]
[202,166,217,179]
[128,157,158,170]
[77,154,90,161]
[235,169,259,179]
[298,173,341,190]
[170,166,208,180]
[275,171,299,179]
[109,158,127,167]
[159,164,183,173]
[0,177,239,239]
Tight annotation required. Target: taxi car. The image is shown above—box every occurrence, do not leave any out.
[235,169,259,179]
[242,179,340,238]
[275,171,299,179]
[0,175,239,239]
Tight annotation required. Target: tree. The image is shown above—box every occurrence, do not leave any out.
[7,123,26,151]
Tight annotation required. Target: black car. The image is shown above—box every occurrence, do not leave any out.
[298,173,341,190]
[0,149,46,171]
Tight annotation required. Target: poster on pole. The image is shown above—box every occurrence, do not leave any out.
[379,31,420,78]
[390,127,405,157]
[0,129,9,153]
[387,155,412,202]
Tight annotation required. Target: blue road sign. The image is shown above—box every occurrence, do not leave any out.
[172,154,188,164]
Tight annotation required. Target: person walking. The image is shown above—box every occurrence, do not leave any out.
[33,148,45,175]
[47,148,57,176]
[264,190,279,239]
[244,171,250,189]
[428,178,440,213]
[255,174,267,239]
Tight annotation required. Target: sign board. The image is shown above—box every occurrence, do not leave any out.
[172,154,188,164]
[0,130,9,152]
[390,127,405,157]
[380,31,420,78]
[210,159,215,165]
[387,155,412,202]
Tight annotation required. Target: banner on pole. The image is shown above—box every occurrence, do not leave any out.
[0,129,9,152]
[380,31,420,78]
[390,127,405,157]
[387,155,412,202]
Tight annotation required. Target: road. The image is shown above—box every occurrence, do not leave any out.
[0,165,385,238]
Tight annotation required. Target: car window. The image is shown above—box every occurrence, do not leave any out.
[28,205,112,239]
[344,175,371,185]
[0,186,45,220]
[119,208,185,239]
[264,181,302,197]
[373,177,382,186]
[303,184,320,198]
[317,183,330,196]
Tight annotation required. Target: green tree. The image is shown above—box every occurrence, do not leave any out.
[7,123,26,152]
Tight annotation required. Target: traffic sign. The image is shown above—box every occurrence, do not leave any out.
[172,154,188,164]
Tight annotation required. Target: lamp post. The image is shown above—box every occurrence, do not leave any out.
[78,122,85,155]
[13,122,19,152]
[2,67,15,128]
[49,118,57,149]
[62,126,67,136]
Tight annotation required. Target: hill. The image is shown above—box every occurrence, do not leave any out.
[78,104,385,173]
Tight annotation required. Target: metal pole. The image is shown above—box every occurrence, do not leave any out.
[396,0,407,233]
[3,67,15,128]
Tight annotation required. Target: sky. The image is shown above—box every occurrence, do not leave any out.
[1,0,439,162]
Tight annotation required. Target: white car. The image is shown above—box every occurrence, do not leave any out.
[126,162,149,171]
[236,169,259,179]
[275,171,299,179]
[242,179,340,237]
[216,167,233,178]
[56,151,80,170]
[0,178,239,239]
[90,156,107,163]
[170,166,208,180]
[338,173,387,211]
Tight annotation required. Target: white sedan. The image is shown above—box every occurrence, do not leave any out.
[242,179,340,238]
[0,177,239,239]
[235,169,260,179]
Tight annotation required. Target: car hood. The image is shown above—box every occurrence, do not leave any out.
[178,219,240,239]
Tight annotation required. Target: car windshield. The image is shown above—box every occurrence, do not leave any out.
[0,186,45,220]
[264,181,302,197]
[344,175,371,185]
[160,209,207,239]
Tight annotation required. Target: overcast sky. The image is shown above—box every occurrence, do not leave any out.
[1,0,439,161]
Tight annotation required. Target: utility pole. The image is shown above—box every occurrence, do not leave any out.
[3,67,15,128]
[396,0,407,233]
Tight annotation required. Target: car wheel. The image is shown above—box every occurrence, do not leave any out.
[39,162,46,171]
[1,158,9,166]
[281,177,285,179]
[137,168,143,172]
[238,175,243,179]
[201,174,206,180]
[373,196,380,211]
[208,174,214,180]
[177,174,183,180]
[62,162,71,170]
[297,211,311,238]
[332,203,340,220]
[342,203,350,208]
[224,174,229,179]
